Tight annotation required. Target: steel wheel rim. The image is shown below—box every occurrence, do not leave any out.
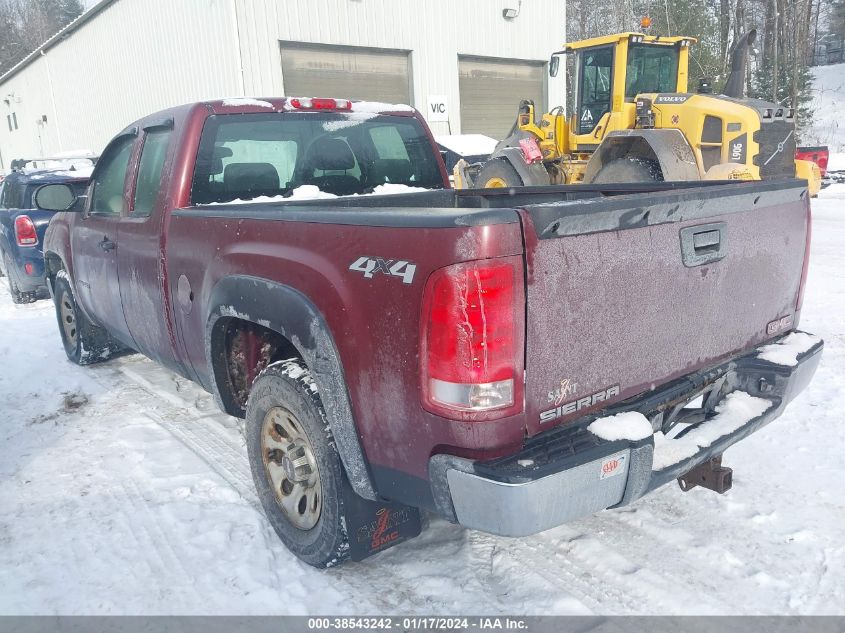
[260,406,322,530]
[59,293,78,347]
[484,176,508,188]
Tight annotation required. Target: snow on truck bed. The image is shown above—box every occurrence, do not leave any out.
[1,187,845,615]
[202,183,431,205]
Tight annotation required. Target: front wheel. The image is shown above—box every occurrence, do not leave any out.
[246,359,351,568]
[52,272,121,365]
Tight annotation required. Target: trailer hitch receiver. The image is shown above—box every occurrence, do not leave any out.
[678,455,733,493]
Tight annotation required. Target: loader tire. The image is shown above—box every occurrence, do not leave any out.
[246,359,351,568]
[475,159,524,189]
[593,157,664,184]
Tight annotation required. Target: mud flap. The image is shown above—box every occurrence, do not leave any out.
[342,478,422,561]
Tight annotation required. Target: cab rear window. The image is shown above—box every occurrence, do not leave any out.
[190,112,443,205]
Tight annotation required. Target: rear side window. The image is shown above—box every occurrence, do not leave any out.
[90,136,134,215]
[190,112,443,204]
[1,179,23,209]
[133,129,172,217]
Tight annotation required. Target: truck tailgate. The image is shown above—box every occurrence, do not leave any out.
[520,180,810,436]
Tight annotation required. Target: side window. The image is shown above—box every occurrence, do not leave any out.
[133,129,172,217]
[89,136,134,215]
[0,182,6,209]
[2,179,22,209]
[578,47,613,134]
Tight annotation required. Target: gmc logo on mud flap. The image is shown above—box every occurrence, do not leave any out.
[349,256,416,284]
[357,508,412,552]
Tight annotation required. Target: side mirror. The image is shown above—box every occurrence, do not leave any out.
[34,183,78,211]
[549,55,560,77]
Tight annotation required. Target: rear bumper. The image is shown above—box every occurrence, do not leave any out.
[429,332,823,537]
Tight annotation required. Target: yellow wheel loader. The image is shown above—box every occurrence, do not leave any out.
[458,29,821,195]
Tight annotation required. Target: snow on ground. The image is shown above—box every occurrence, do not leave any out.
[804,63,845,152]
[2,189,845,615]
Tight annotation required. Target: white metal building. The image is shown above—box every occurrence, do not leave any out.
[0,0,566,167]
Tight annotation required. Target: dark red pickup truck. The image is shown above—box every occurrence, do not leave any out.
[36,97,823,568]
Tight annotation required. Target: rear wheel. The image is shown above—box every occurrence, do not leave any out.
[3,254,36,304]
[475,159,524,189]
[52,272,121,365]
[592,157,664,184]
[246,359,351,568]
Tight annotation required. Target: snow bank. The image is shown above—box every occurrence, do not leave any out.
[757,332,822,366]
[652,391,773,471]
[588,411,653,442]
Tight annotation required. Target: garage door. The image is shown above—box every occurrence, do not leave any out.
[459,57,546,139]
[280,43,412,105]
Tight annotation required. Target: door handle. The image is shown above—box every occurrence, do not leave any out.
[679,222,727,267]
[99,237,116,251]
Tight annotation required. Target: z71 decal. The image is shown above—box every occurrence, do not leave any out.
[349,256,417,284]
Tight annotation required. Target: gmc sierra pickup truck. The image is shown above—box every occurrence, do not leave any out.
[36,97,823,568]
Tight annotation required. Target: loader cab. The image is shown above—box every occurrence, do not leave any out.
[551,33,694,152]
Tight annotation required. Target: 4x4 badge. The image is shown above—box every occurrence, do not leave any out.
[349,256,417,284]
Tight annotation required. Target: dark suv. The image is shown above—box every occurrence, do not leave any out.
[0,160,93,303]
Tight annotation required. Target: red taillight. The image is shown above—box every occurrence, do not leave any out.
[14,215,38,246]
[288,97,352,111]
[421,256,524,419]
[797,205,812,311]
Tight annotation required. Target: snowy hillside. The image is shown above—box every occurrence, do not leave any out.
[803,63,845,152]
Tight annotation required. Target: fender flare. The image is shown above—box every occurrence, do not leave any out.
[582,129,701,183]
[494,147,552,187]
[205,275,377,501]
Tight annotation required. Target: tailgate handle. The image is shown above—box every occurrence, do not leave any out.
[680,222,727,267]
